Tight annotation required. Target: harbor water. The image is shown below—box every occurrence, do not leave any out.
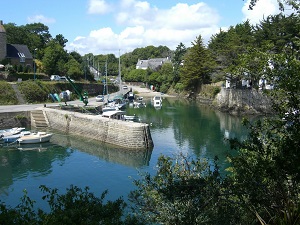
[0,97,249,210]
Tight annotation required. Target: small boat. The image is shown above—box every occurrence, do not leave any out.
[102,110,126,120]
[101,110,140,122]
[124,114,140,122]
[153,96,162,108]
[0,127,26,137]
[133,101,146,108]
[1,131,31,143]
[17,132,53,144]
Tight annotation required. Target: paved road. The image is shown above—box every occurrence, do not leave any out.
[0,85,166,113]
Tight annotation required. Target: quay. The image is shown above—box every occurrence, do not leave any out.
[0,100,153,150]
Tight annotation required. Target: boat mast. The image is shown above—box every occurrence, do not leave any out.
[118,49,122,91]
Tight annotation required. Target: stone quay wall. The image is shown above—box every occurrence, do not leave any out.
[42,107,153,150]
[213,88,273,115]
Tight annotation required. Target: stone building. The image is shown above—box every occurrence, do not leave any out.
[0,20,33,68]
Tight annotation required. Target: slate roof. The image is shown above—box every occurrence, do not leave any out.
[6,44,32,59]
[136,57,171,70]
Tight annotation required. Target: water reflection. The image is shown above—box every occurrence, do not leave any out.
[50,132,153,168]
[126,97,249,169]
[0,143,70,195]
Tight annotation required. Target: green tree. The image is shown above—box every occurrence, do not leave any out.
[42,41,69,75]
[65,57,83,80]
[172,42,187,84]
[129,154,239,225]
[0,185,142,225]
[208,21,255,82]
[180,36,216,92]
[53,34,68,48]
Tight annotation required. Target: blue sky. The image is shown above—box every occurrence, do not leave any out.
[1,0,287,56]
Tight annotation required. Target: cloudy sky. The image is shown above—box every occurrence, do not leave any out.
[1,0,289,56]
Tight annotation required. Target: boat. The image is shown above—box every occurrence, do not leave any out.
[133,101,146,108]
[102,110,126,120]
[0,127,26,138]
[101,110,140,122]
[124,114,140,122]
[17,132,53,144]
[1,130,31,143]
[153,95,162,108]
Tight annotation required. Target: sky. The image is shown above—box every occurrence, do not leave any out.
[0,0,291,56]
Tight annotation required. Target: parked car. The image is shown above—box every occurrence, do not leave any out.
[50,75,61,81]
[59,76,75,82]
[96,95,104,102]
[123,85,128,89]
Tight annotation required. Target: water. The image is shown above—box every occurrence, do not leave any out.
[0,97,248,211]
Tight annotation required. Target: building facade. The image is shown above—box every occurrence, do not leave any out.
[0,20,33,68]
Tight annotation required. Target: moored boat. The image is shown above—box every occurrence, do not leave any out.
[1,131,31,143]
[153,95,162,108]
[0,127,26,137]
[17,132,53,144]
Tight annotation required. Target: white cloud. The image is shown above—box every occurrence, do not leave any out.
[88,0,111,14]
[27,15,56,24]
[67,1,221,55]
[242,0,295,24]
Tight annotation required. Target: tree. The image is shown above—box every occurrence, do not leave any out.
[54,34,68,48]
[227,50,300,223]
[254,13,300,57]
[129,154,238,225]
[208,21,255,82]
[0,185,142,225]
[248,0,300,11]
[172,42,187,84]
[42,41,69,75]
[180,36,216,92]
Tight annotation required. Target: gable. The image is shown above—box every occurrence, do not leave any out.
[6,44,32,59]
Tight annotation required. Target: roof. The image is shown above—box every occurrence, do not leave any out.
[6,44,32,59]
[136,57,171,70]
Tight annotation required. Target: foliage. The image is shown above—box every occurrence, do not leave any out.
[0,186,142,225]
[129,154,241,225]
[18,80,49,103]
[180,36,216,91]
[124,69,147,82]
[42,41,69,75]
[208,21,255,81]
[254,14,300,56]
[172,42,187,84]
[0,81,18,104]
[226,51,300,224]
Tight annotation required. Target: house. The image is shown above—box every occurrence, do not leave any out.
[136,57,171,71]
[0,20,33,68]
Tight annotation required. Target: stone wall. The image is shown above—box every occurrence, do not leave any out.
[0,111,30,128]
[43,107,153,150]
[212,88,273,115]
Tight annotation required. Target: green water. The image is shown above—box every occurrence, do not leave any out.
[0,97,248,210]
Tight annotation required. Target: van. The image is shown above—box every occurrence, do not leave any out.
[50,75,61,81]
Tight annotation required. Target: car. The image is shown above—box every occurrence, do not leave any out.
[59,76,75,82]
[123,85,128,89]
[95,95,104,102]
[50,75,61,81]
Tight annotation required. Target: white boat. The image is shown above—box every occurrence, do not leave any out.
[102,110,139,122]
[133,101,146,108]
[102,110,126,120]
[0,127,26,137]
[124,114,140,122]
[17,132,53,144]
[1,131,31,143]
[153,96,162,108]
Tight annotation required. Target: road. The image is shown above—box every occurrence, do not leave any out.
[0,85,171,113]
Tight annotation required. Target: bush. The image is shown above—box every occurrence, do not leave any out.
[0,81,18,104]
